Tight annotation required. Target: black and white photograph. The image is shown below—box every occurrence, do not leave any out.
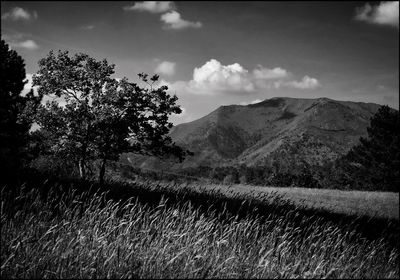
[1,1,399,278]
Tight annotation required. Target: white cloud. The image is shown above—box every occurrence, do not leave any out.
[24,73,69,107]
[253,66,289,80]
[189,59,254,93]
[21,74,36,96]
[239,99,262,105]
[81,25,95,30]
[162,59,320,95]
[282,75,321,89]
[2,33,39,50]
[11,39,39,50]
[1,7,37,21]
[123,1,174,13]
[155,61,176,76]
[355,1,399,28]
[123,2,202,30]
[160,11,202,30]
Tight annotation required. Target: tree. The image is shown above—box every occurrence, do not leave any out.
[33,50,189,184]
[0,39,42,176]
[346,105,399,192]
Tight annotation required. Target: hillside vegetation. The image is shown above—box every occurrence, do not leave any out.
[122,102,399,192]
[129,97,381,170]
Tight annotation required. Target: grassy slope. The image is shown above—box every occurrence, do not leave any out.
[1,178,398,279]
[173,182,399,220]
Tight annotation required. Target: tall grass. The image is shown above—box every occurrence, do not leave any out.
[1,179,398,278]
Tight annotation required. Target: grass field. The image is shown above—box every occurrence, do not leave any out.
[1,176,399,279]
[152,180,399,220]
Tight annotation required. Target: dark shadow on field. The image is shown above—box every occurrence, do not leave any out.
[2,168,399,250]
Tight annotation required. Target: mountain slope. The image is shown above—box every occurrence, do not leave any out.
[125,97,382,170]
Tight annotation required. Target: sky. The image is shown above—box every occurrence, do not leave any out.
[1,1,399,125]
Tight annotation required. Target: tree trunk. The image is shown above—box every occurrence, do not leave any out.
[79,159,86,179]
[99,158,107,186]
[79,123,90,180]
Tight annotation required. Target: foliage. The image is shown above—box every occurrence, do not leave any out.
[222,174,234,185]
[314,106,400,192]
[146,163,319,189]
[33,50,189,184]
[0,39,42,176]
[346,105,399,192]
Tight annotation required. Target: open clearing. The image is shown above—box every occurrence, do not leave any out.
[150,180,399,220]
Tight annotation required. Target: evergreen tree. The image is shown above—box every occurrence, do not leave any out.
[0,39,41,176]
[347,105,399,191]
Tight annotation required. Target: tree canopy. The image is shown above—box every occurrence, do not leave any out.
[33,50,189,184]
[0,39,41,176]
[346,105,399,191]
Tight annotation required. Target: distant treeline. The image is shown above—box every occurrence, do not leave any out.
[117,163,319,188]
[116,159,394,192]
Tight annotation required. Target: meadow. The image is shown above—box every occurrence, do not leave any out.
[1,173,399,279]
[151,179,399,220]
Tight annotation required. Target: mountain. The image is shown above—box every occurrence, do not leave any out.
[124,97,382,170]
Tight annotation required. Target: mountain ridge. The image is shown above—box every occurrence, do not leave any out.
[124,97,386,170]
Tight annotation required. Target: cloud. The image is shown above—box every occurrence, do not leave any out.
[21,74,37,95]
[188,59,254,93]
[253,66,289,80]
[2,33,39,50]
[123,1,174,13]
[123,2,202,30]
[155,61,176,76]
[164,59,320,95]
[160,11,202,29]
[1,7,37,21]
[280,76,321,89]
[23,73,68,107]
[355,1,399,28]
[81,25,95,30]
[11,39,39,50]
[239,99,262,105]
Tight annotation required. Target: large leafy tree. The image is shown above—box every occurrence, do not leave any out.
[0,39,41,175]
[346,105,399,192]
[33,50,189,184]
